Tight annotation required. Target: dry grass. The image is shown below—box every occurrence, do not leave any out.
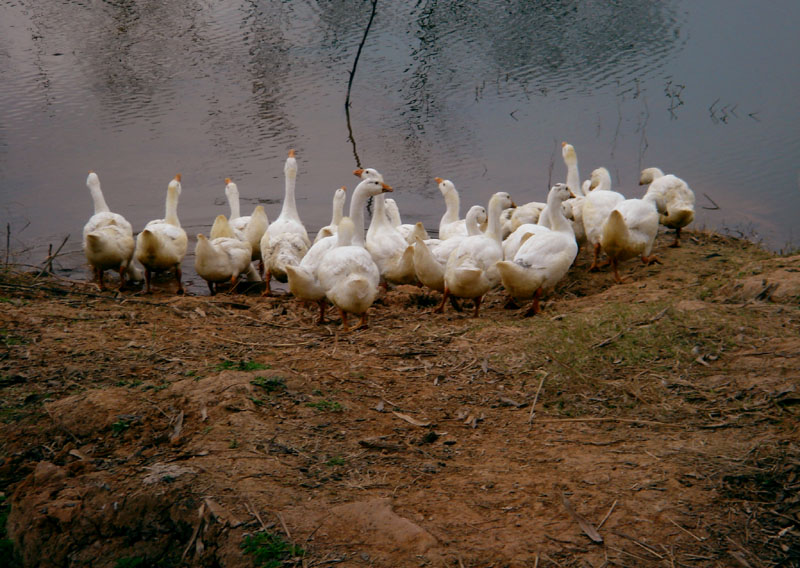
[0,231,798,567]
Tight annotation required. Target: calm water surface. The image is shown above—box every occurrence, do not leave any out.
[1,0,798,291]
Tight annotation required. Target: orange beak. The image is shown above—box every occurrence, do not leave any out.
[434,177,444,184]
[381,182,393,192]
[288,149,295,158]
[175,174,182,182]
[561,141,567,147]
[353,168,364,177]
[225,177,232,184]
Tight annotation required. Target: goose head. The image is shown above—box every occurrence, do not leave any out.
[588,168,611,191]
[561,142,577,167]
[435,177,458,197]
[284,149,298,179]
[549,182,572,205]
[224,177,239,201]
[353,167,384,182]
[86,171,101,190]
[639,167,665,185]
[354,178,393,197]
[169,174,182,196]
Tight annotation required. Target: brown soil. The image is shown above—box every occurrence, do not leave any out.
[1,230,798,568]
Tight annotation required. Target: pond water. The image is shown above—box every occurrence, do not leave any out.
[1,0,798,291]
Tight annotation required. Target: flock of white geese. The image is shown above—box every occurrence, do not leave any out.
[83,144,695,331]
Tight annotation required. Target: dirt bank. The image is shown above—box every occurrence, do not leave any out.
[1,230,798,567]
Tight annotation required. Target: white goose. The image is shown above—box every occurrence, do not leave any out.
[195,215,254,295]
[496,183,578,316]
[135,174,188,294]
[225,177,268,275]
[286,177,393,324]
[436,191,515,317]
[82,171,140,290]
[385,198,429,244]
[366,190,416,286]
[317,216,381,332]
[413,204,487,294]
[559,142,588,247]
[639,167,695,247]
[599,188,661,284]
[436,178,470,239]
[313,186,347,244]
[261,149,310,294]
[581,167,625,271]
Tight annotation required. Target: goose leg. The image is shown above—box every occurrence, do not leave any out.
[339,308,350,332]
[669,227,682,248]
[588,243,602,271]
[261,272,272,297]
[641,254,661,266]
[207,281,215,296]
[175,266,185,295]
[472,295,483,318]
[143,268,153,294]
[316,300,327,325]
[523,288,543,317]
[356,312,369,330]
[93,267,105,291]
[611,258,624,284]
[449,295,463,312]
[434,287,450,314]
[117,264,128,291]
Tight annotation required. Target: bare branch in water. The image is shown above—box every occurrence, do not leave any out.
[702,193,720,211]
[344,0,379,168]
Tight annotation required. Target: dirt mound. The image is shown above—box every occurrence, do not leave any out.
[1,231,798,567]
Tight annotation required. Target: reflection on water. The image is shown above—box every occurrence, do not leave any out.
[1,0,798,291]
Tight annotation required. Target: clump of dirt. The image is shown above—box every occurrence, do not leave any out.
[0,230,798,567]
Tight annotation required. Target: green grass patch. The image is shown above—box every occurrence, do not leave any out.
[241,531,303,568]
[251,376,287,393]
[305,400,344,413]
[114,557,146,568]
[325,456,345,467]
[216,360,270,372]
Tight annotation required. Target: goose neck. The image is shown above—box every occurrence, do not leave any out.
[88,181,110,214]
[165,185,181,227]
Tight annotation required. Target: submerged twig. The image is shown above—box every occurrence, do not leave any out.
[702,193,721,210]
[344,0,378,168]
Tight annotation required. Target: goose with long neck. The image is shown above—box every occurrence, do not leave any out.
[134,174,188,294]
[436,191,515,317]
[313,186,347,244]
[497,183,578,316]
[195,215,254,295]
[639,167,695,247]
[558,142,588,247]
[365,184,416,285]
[317,216,382,332]
[599,187,661,283]
[581,167,625,271]
[436,177,469,239]
[260,149,310,294]
[286,177,392,323]
[82,171,140,290]
[225,177,268,269]
[414,204,487,294]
